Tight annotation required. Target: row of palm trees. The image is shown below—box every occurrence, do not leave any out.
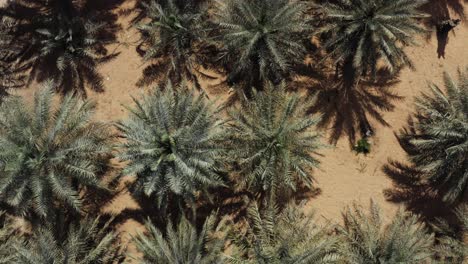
[0,0,466,263]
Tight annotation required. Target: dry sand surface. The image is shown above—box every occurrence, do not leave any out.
[10,0,468,259]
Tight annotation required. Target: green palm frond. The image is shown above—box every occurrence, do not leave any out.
[117,81,225,210]
[229,202,341,263]
[401,67,468,203]
[317,0,428,79]
[15,216,125,263]
[226,82,323,202]
[136,0,205,89]
[0,82,113,219]
[3,0,117,95]
[0,212,20,263]
[134,214,227,263]
[433,204,468,263]
[339,200,434,263]
[213,0,313,89]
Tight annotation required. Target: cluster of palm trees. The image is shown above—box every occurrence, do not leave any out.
[0,0,466,263]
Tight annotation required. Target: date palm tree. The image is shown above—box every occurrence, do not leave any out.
[0,83,113,220]
[117,81,225,212]
[3,0,118,95]
[229,202,341,263]
[317,0,428,87]
[226,83,323,203]
[15,216,125,263]
[338,201,434,263]
[135,0,205,90]
[399,67,468,203]
[213,0,313,92]
[133,214,227,263]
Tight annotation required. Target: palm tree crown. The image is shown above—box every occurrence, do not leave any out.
[230,202,340,263]
[136,0,204,89]
[400,67,468,203]
[213,0,313,90]
[0,84,112,219]
[318,0,427,82]
[226,83,322,201]
[117,82,225,210]
[338,201,434,263]
[15,217,124,263]
[4,0,117,95]
[134,215,227,263]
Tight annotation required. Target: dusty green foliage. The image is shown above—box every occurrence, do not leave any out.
[213,0,313,89]
[0,212,20,263]
[136,0,205,89]
[134,214,228,263]
[117,82,225,210]
[0,83,113,219]
[15,216,125,264]
[433,204,468,263]
[317,0,427,78]
[228,202,340,263]
[226,83,322,201]
[353,138,371,154]
[339,200,434,263]
[4,0,117,95]
[0,16,27,99]
[401,67,468,203]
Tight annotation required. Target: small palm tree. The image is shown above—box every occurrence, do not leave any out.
[4,0,118,95]
[433,204,468,263]
[0,212,20,263]
[117,81,225,212]
[213,0,313,91]
[229,202,340,263]
[339,200,434,263]
[226,83,322,202]
[399,67,468,203]
[0,83,113,219]
[15,216,125,263]
[133,214,227,263]
[317,0,427,86]
[135,0,205,89]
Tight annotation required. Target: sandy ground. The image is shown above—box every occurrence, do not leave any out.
[9,0,468,259]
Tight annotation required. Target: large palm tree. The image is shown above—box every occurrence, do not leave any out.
[0,84,113,219]
[226,83,323,202]
[317,0,427,86]
[133,214,227,263]
[399,67,468,203]
[135,0,205,90]
[212,0,313,91]
[117,81,225,212]
[229,202,341,263]
[339,201,434,263]
[3,0,118,95]
[15,216,125,263]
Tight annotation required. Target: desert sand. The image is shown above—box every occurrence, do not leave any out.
[10,0,468,257]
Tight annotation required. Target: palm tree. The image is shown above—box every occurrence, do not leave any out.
[317,0,427,87]
[135,0,205,90]
[117,81,225,212]
[0,83,113,219]
[3,0,118,95]
[212,0,313,91]
[229,202,341,263]
[399,67,468,203]
[339,200,434,263]
[15,216,125,263]
[0,212,20,263]
[433,204,468,263]
[0,16,27,99]
[226,83,323,202]
[133,214,227,263]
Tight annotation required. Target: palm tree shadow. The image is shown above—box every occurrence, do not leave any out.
[308,71,403,146]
